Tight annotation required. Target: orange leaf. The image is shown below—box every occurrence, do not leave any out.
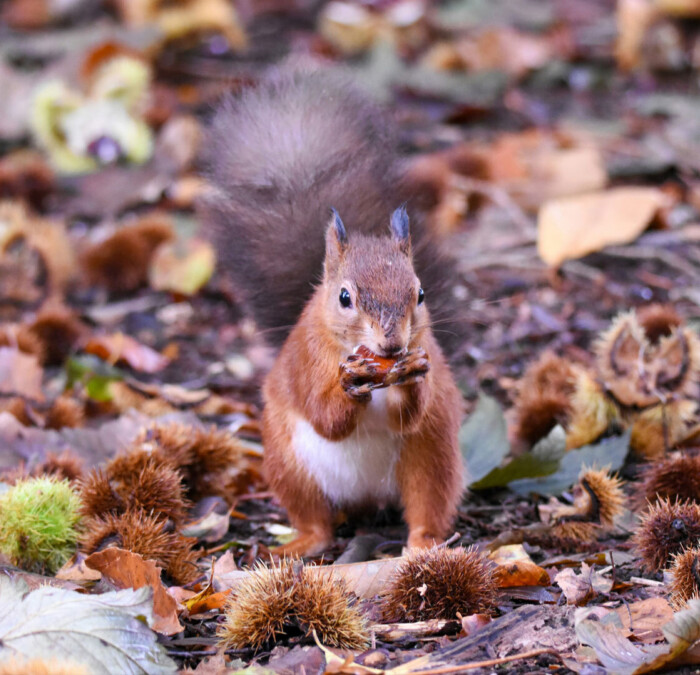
[85,547,183,635]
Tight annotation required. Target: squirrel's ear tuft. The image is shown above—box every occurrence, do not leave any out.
[329,208,348,247]
[390,206,410,253]
[325,208,348,272]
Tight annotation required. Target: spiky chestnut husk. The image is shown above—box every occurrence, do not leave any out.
[80,215,173,293]
[595,311,650,407]
[634,453,700,509]
[0,396,33,425]
[80,456,188,523]
[80,510,199,585]
[26,305,85,366]
[637,303,683,344]
[513,352,575,446]
[0,657,87,675]
[35,449,84,482]
[547,521,600,550]
[596,311,700,408]
[44,395,85,429]
[0,476,81,573]
[186,426,247,500]
[566,370,620,450]
[218,559,368,651]
[78,468,124,517]
[0,149,55,210]
[576,467,625,527]
[133,423,247,501]
[633,498,700,572]
[630,400,699,460]
[379,547,497,623]
[670,547,700,609]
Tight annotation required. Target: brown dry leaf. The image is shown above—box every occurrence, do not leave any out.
[460,613,492,636]
[318,2,379,54]
[493,559,550,588]
[656,0,700,16]
[181,498,231,543]
[85,547,183,635]
[183,576,231,615]
[617,0,661,69]
[0,564,83,592]
[538,187,666,267]
[311,558,402,600]
[457,26,571,79]
[180,652,229,674]
[476,132,606,210]
[0,347,44,401]
[84,333,170,373]
[555,564,613,606]
[616,597,675,643]
[490,544,550,587]
[55,553,103,584]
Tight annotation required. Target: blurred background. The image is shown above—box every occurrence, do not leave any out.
[1,0,699,407]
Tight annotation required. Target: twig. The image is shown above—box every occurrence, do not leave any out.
[630,576,665,587]
[392,648,558,674]
[371,619,458,642]
[436,532,461,549]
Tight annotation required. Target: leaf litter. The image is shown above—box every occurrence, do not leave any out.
[2,0,700,673]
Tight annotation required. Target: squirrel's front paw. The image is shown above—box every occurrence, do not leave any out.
[387,347,430,386]
[339,356,384,402]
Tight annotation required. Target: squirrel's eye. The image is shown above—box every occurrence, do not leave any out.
[339,288,352,308]
[417,288,425,305]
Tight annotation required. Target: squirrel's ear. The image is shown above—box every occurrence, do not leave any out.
[390,206,410,254]
[325,208,348,270]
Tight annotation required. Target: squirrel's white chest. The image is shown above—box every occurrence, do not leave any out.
[292,389,401,507]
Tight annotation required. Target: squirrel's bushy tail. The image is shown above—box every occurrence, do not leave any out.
[202,68,461,352]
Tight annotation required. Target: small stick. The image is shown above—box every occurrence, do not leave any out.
[394,648,558,674]
[630,576,665,587]
[436,532,461,549]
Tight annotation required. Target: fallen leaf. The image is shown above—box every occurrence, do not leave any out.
[490,545,551,588]
[537,187,666,267]
[55,552,103,583]
[85,548,183,636]
[148,238,215,295]
[555,564,613,606]
[508,432,630,497]
[181,497,231,543]
[616,597,675,643]
[461,394,511,486]
[84,333,170,373]
[616,0,661,69]
[0,576,177,673]
[576,598,700,674]
[0,347,44,401]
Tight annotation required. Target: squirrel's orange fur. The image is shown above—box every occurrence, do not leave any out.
[204,70,465,555]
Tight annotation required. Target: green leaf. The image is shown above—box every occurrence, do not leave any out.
[461,394,511,487]
[65,355,123,402]
[470,452,559,490]
[0,578,177,674]
[508,432,630,497]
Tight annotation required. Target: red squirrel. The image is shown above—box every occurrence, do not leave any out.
[203,69,465,555]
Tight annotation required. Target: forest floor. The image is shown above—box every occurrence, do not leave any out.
[2,0,700,673]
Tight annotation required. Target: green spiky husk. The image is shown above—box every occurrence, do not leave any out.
[0,476,82,573]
